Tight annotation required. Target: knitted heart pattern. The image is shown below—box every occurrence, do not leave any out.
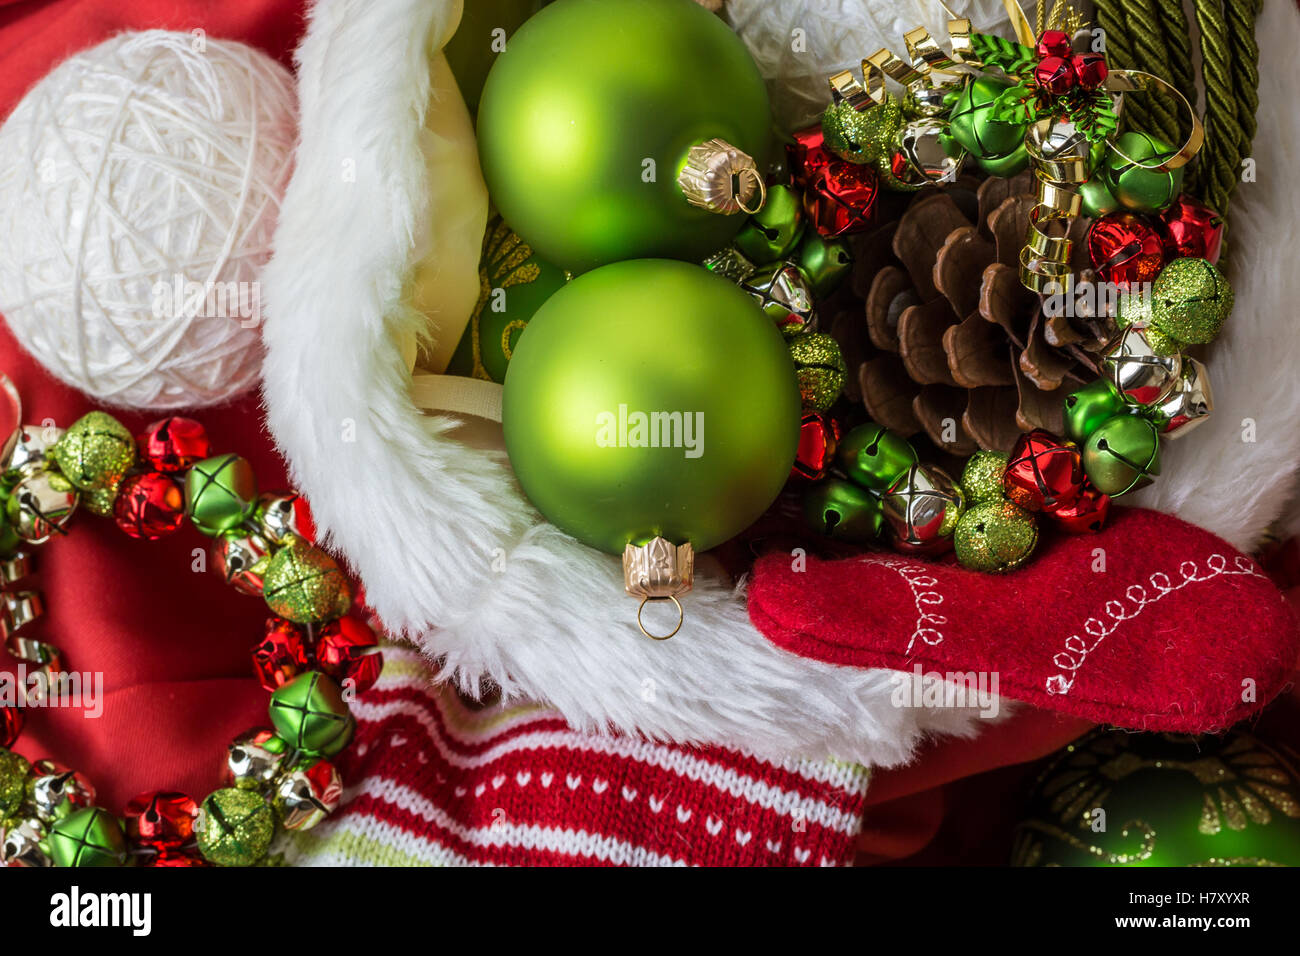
[748,508,1300,732]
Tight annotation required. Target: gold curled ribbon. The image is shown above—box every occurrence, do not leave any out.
[830,18,974,110]
[1,560,63,706]
[1102,70,1205,170]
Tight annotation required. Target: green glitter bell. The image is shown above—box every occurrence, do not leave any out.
[50,411,135,492]
[262,540,353,624]
[803,478,883,542]
[1082,414,1162,497]
[954,499,1038,573]
[195,788,275,867]
[47,806,127,867]
[959,450,1011,505]
[185,454,258,536]
[1063,379,1127,445]
[1150,257,1233,347]
[788,333,846,412]
[269,671,355,757]
[837,423,917,492]
[821,95,902,166]
[732,184,805,264]
[1104,131,1183,213]
[791,233,852,298]
[0,749,30,823]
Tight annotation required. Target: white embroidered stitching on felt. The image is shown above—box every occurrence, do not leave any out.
[1045,554,1264,696]
[875,560,947,655]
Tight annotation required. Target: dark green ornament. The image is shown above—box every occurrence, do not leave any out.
[837,423,917,492]
[0,749,29,823]
[787,333,846,412]
[269,671,355,757]
[973,142,1029,177]
[959,450,1011,505]
[803,478,883,542]
[954,499,1037,573]
[186,454,257,536]
[47,807,127,867]
[792,233,852,299]
[1063,379,1126,445]
[1104,131,1183,213]
[821,95,902,165]
[1150,257,1233,347]
[947,75,1027,161]
[1079,176,1119,218]
[50,411,135,492]
[262,541,353,624]
[732,184,805,264]
[195,788,275,867]
[1082,414,1161,497]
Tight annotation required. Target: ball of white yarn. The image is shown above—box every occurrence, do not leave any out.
[0,30,297,409]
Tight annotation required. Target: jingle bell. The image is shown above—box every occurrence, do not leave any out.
[274,759,342,831]
[882,463,965,554]
[1082,414,1162,496]
[1100,326,1183,409]
[803,478,883,543]
[1149,357,1213,438]
[738,261,817,332]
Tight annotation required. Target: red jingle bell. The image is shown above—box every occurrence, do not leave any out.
[1087,212,1169,288]
[1160,195,1224,264]
[790,411,841,481]
[253,618,311,691]
[0,703,23,748]
[1047,481,1111,534]
[316,615,383,695]
[1035,29,1072,58]
[124,791,198,851]
[113,472,185,540]
[805,159,879,237]
[786,125,833,189]
[1003,429,1085,512]
[149,851,207,867]
[1034,55,1076,95]
[138,417,211,473]
[1070,52,1108,90]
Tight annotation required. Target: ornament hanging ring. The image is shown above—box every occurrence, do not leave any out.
[636,595,684,641]
[735,169,767,216]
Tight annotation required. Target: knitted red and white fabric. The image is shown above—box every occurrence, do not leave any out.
[278,647,871,866]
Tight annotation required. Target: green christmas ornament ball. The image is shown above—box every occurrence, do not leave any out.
[803,478,883,543]
[47,806,127,867]
[954,499,1037,573]
[477,0,772,273]
[959,450,1011,505]
[1150,256,1233,347]
[1105,131,1184,213]
[837,423,917,492]
[1082,413,1161,497]
[503,259,800,555]
[195,788,276,867]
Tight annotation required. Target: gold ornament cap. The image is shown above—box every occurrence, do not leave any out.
[677,139,766,216]
[623,537,694,640]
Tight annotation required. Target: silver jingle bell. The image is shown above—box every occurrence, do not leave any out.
[1,817,51,867]
[256,492,308,546]
[7,469,77,544]
[1151,357,1213,438]
[1101,325,1183,409]
[903,82,953,119]
[5,423,65,477]
[896,117,965,185]
[224,728,288,792]
[212,531,273,596]
[274,759,342,831]
[738,261,817,335]
[1027,115,1092,165]
[27,760,96,822]
[882,463,966,553]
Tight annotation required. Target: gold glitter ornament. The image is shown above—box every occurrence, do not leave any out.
[1150,257,1233,347]
[262,539,352,624]
[954,499,1037,572]
[195,787,275,867]
[50,411,135,492]
[788,332,846,412]
[959,450,1011,505]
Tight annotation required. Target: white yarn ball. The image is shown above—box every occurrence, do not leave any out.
[0,30,297,409]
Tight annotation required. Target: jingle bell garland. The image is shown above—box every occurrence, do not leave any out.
[0,386,379,867]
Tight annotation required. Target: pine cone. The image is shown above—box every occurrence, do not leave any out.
[827,171,1113,457]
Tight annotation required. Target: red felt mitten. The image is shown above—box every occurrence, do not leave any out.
[748,508,1300,732]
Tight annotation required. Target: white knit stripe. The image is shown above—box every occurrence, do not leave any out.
[352,696,862,834]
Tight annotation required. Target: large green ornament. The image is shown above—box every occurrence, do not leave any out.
[954,499,1037,573]
[1104,131,1183,213]
[503,259,799,554]
[1013,728,1300,867]
[185,454,257,536]
[262,541,353,624]
[477,0,772,273]
[269,672,355,757]
[788,333,846,412]
[803,478,883,543]
[446,218,570,383]
[47,807,127,867]
[959,450,1011,505]
[821,95,902,166]
[50,411,135,492]
[1063,379,1126,445]
[1149,257,1233,347]
[0,749,29,823]
[195,788,275,867]
[947,75,1027,162]
[791,233,852,298]
[837,423,917,492]
[732,185,804,264]
[1082,414,1161,496]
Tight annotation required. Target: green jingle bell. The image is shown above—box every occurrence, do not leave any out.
[882,462,965,553]
[1082,413,1161,496]
[1063,379,1127,445]
[1079,176,1119,218]
[47,806,127,867]
[803,478,883,543]
[738,261,816,333]
[947,75,1028,162]
[959,450,1011,505]
[268,671,355,757]
[792,232,852,299]
[732,184,805,264]
[837,423,917,492]
[954,499,1038,573]
[1150,256,1233,347]
[1104,131,1184,213]
[50,411,135,492]
[972,142,1028,178]
[185,454,258,536]
[195,788,275,867]
[788,333,846,411]
[821,95,902,166]
[0,749,30,823]
[261,540,353,624]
